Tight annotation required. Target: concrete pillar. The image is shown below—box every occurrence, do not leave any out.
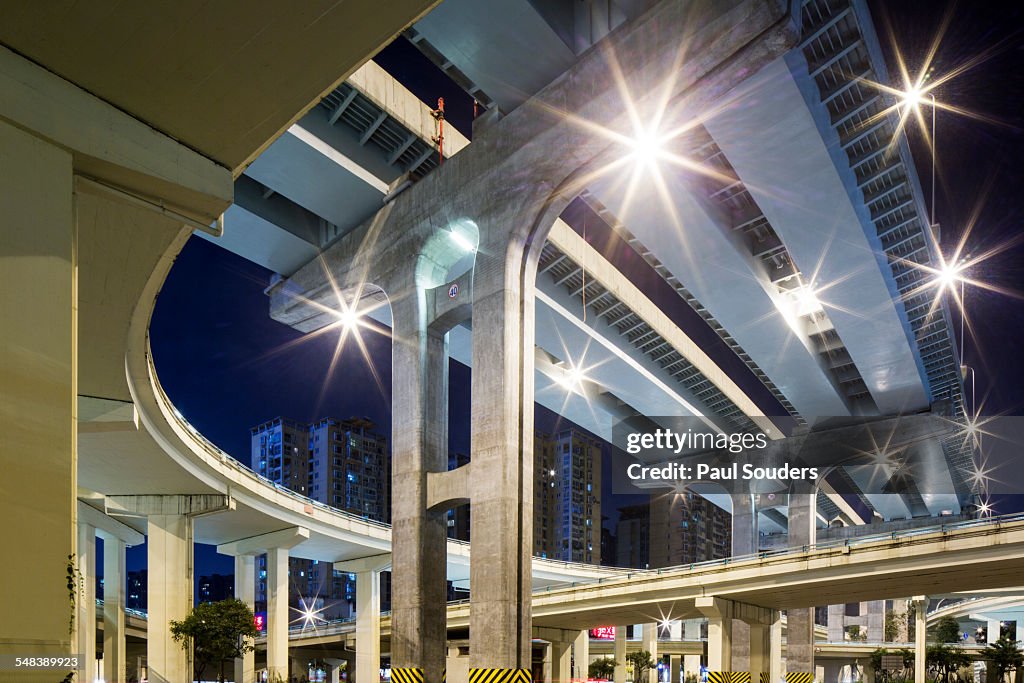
[785,486,817,675]
[642,624,659,683]
[988,618,1002,644]
[575,630,591,681]
[234,555,256,683]
[912,597,928,683]
[749,620,772,683]
[468,264,534,671]
[102,535,127,683]
[770,613,783,683]
[684,620,701,679]
[0,118,76,679]
[1016,620,1024,646]
[356,569,382,683]
[390,293,449,683]
[696,598,733,673]
[615,626,627,683]
[827,605,844,642]
[77,523,97,683]
[732,494,758,672]
[866,601,885,643]
[670,655,682,683]
[267,546,290,681]
[893,599,909,643]
[550,641,572,683]
[148,514,193,683]
[325,658,346,683]
[822,662,841,683]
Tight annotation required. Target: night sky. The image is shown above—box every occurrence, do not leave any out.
[128,2,1024,585]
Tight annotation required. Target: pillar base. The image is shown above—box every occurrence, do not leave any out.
[468,668,532,683]
[785,673,814,683]
[394,667,452,683]
[708,673,751,683]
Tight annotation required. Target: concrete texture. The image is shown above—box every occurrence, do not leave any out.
[235,555,257,683]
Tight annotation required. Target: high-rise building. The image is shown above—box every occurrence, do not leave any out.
[534,429,602,564]
[648,492,731,568]
[198,573,234,603]
[615,503,650,568]
[249,415,390,621]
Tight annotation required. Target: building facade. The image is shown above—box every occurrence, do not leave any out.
[615,503,650,569]
[534,428,603,564]
[648,492,731,568]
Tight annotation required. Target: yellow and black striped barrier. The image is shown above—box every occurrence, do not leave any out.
[707,672,751,683]
[785,672,814,683]
[468,667,532,683]
[760,672,770,683]
[392,668,425,683]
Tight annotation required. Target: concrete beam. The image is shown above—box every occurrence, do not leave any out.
[106,494,233,517]
[216,526,311,557]
[334,553,392,574]
[78,500,145,546]
[427,465,471,511]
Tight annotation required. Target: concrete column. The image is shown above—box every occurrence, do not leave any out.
[103,535,127,683]
[77,523,97,683]
[324,658,346,683]
[642,624,659,683]
[749,621,771,683]
[1016,620,1024,646]
[234,555,256,683]
[267,546,290,681]
[148,514,193,683]
[550,641,572,683]
[912,597,927,683]
[893,599,909,643]
[684,620,701,679]
[0,118,76,678]
[575,630,591,681]
[770,612,783,683]
[696,598,732,673]
[390,293,448,682]
[670,655,682,683]
[468,264,534,671]
[785,486,817,675]
[615,626,627,683]
[732,494,757,672]
[866,601,885,643]
[987,618,1002,644]
[356,569,382,683]
[827,605,845,642]
[822,662,841,683]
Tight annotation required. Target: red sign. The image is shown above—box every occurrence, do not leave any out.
[590,626,616,640]
[254,614,265,631]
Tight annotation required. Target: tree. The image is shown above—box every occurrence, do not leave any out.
[590,658,618,680]
[932,616,963,644]
[847,625,867,642]
[886,610,909,642]
[869,648,915,683]
[983,636,1024,683]
[926,643,971,683]
[627,650,655,683]
[170,598,258,682]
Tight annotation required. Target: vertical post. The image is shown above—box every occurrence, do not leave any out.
[749,620,772,683]
[696,598,732,674]
[987,618,1001,644]
[468,259,533,673]
[827,605,844,642]
[574,630,591,681]
[148,514,193,683]
[732,494,757,673]
[684,620,702,680]
[614,626,627,683]
[0,119,76,673]
[235,555,256,683]
[390,292,449,683]
[893,599,909,643]
[866,601,885,643]
[912,597,928,683]
[785,486,817,677]
[267,546,290,681]
[670,656,682,683]
[77,523,97,683]
[641,624,659,683]
[770,612,782,683]
[550,641,571,683]
[103,535,127,683]
[356,569,382,683]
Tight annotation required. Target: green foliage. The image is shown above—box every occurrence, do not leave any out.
[589,658,617,680]
[627,650,656,682]
[66,553,82,636]
[869,648,915,683]
[926,643,971,683]
[983,636,1024,683]
[848,625,867,642]
[170,598,258,683]
[931,617,962,644]
[886,610,909,642]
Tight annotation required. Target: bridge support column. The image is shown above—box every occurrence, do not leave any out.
[684,620,702,678]
[324,658,346,683]
[391,291,449,683]
[748,618,773,683]
[102,534,127,683]
[670,655,682,683]
[0,117,76,682]
[732,494,758,672]
[355,563,386,683]
[234,555,256,683]
[912,597,927,683]
[770,612,782,683]
[696,598,733,673]
[892,599,909,642]
[77,522,97,683]
[642,623,659,683]
[987,618,1001,644]
[467,262,533,673]
[148,513,194,683]
[866,601,884,643]
[615,626,627,683]
[267,546,290,681]
[827,605,844,642]
[549,640,571,683]
[785,486,817,677]
[575,630,591,680]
